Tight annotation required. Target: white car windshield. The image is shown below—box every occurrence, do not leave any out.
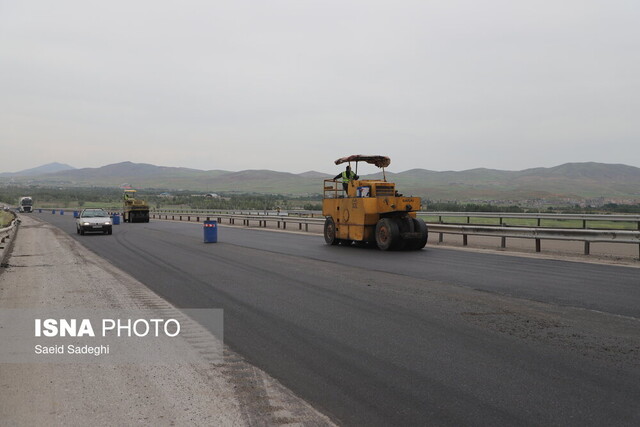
[81,210,109,218]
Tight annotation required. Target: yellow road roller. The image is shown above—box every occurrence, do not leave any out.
[322,155,428,250]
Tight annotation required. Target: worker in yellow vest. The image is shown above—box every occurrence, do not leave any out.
[334,165,359,193]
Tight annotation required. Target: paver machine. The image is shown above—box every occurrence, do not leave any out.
[122,189,150,223]
[322,155,428,250]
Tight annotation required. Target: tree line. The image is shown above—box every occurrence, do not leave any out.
[1,186,638,213]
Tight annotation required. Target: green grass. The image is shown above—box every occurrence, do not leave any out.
[0,211,15,227]
[35,201,121,210]
[419,215,640,230]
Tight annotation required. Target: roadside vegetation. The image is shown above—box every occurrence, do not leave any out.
[0,210,15,227]
[0,186,322,211]
[1,185,638,220]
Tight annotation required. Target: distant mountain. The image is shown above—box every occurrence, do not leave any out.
[298,171,332,179]
[0,162,75,177]
[16,162,231,190]
[2,161,640,201]
[378,163,640,200]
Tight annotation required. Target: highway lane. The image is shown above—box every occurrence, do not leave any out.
[30,213,640,426]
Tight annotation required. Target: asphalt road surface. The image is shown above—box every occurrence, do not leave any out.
[30,212,640,426]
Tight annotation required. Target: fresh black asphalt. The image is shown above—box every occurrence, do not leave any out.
[30,212,640,426]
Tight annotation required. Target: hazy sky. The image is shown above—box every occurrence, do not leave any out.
[1,0,639,174]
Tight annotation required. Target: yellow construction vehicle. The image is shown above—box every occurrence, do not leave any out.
[122,189,150,223]
[322,155,428,250]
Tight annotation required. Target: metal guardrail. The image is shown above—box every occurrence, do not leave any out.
[153,209,640,225]
[0,216,19,265]
[428,224,640,257]
[151,212,323,232]
[152,209,322,217]
[424,211,640,228]
[151,210,640,259]
[428,224,640,243]
[425,211,640,221]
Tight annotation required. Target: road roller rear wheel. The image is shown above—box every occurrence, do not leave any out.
[375,218,400,251]
[324,217,338,245]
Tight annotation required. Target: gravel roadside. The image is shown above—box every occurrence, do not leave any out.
[0,215,333,426]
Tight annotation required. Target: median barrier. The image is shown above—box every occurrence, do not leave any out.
[151,210,640,260]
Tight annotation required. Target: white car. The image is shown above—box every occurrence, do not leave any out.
[76,208,112,235]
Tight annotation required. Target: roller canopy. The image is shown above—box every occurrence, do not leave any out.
[334,155,391,168]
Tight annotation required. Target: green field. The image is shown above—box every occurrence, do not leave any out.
[419,215,640,230]
[34,202,120,210]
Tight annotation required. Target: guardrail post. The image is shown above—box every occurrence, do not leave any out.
[188,216,190,221]
[299,223,302,230]
[438,233,443,243]
[172,215,175,220]
[583,220,587,229]
[196,216,199,222]
[463,234,468,246]
[283,221,287,230]
[535,239,541,252]
[584,241,590,255]
[277,221,280,229]
[537,218,541,227]
[179,215,182,221]
[501,237,506,248]
[305,224,309,231]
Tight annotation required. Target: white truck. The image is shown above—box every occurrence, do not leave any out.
[19,196,33,213]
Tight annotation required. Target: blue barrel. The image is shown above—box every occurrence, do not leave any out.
[38,209,42,213]
[203,220,218,243]
[73,211,79,218]
[52,210,56,214]
[60,210,64,215]
[112,214,120,225]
